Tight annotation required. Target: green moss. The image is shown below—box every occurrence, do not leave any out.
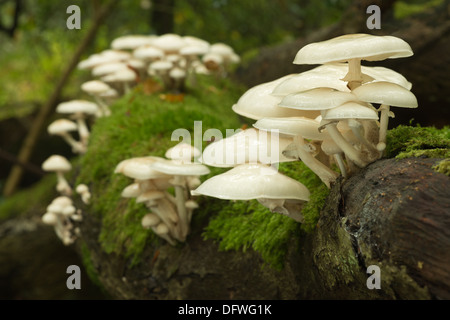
[385,125,450,160]
[77,75,245,265]
[79,242,102,288]
[432,158,450,176]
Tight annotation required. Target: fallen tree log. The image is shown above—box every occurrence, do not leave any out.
[76,157,449,299]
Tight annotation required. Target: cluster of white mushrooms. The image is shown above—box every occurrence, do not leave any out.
[40,33,239,245]
[114,143,209,245]
[78,32,240,99]
[190,33,418,223]
[40,154,90,245]
[46,33,240,157]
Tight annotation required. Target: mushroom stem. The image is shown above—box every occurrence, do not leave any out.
[173,175,189,240]
[325,122,368,168]
[146,201,181,241]
[378,104,391,151]
[73,115,90,147]
[123,82,131,95]
[60,132,86,154]
[55,171,72,196]
[93,96,111,117]
[293,136,338,188]
[343,58,363,90]
[347,119,379,156]
[334,153,348,179]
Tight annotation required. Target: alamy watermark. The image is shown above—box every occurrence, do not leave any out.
[170,121,282,172]
[366,265,381,289]
[366,5,381,30]
[66,264,81,289]
[66,5,81,29]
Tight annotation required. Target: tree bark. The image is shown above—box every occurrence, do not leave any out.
[151,0,175,35]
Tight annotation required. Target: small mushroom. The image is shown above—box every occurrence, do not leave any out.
[352,81,418,152]
[42,155,72,196]
[56,100,98,147]
[76,183,91,205]
[47,119,86,154]
[149,158,210,240]
[81,80,114,117]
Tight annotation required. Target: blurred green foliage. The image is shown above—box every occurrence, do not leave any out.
[393,0,444,19]
[0,0,353,121]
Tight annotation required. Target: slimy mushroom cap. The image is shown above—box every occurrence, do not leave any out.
[351,81,418,108]
[293,33,413,65]
[191,163,310,202]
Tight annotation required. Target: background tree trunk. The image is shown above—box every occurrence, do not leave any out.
[151,0,175,35]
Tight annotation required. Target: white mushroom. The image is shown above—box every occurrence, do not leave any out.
[42,155,72,196]
[201,128,295,168]
[149,158,210,240]
[47,119,86,154]
[293,33,413,90]
[352,81,418,152]
[56,100,98,147]
[253,116,338,188]
[191,163,310,222]
[81,80,115,116]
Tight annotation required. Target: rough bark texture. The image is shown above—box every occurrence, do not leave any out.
[341,157,450,299]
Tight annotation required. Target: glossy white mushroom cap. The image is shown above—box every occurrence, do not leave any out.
[42,155,72,172]
[279,87,358,111]
[133,46,165,61]
[42,212,58,225]
[253,117,329,141]
[114,156,170,180]
[191,163,310,201]
[111,35,156,50]
[323,101,379,121]
[91,62,128,77]
[121,183,141,198]
[351,81,418,108]
[101,68,136,83]
[201,128,295,167]
[165,143,201,163]
[81,80,112,94]
[48,119,78,135]
[232,76,320,120]
[150,158,210,176]
[293,33,413,65]
[152,33,186,53]
[56,100,98,116]
[141,213,161,229]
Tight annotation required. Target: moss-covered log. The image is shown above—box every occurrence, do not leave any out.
[74,156,449,299]
[1,76,448,300]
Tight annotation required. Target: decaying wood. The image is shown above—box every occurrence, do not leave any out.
[71,157,449,299]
